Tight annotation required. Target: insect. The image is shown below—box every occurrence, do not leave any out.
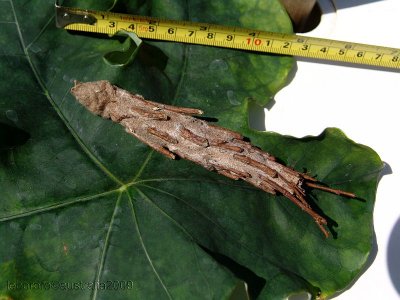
[71,80,355,238]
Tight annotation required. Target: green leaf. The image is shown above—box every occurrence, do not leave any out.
[0,0,382,299]
[103,31,143,67]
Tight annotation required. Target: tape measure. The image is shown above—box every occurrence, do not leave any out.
[55,3,400,69]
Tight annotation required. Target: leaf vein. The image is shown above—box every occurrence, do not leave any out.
[91,192,123,300]
[136,187,195,240]
[136,187,214,299]
[132,177,258,192]
[25,15,54,50]
[9,0,124,186]
[0,189,119,222]
[130,149,154,182]
[135,183,306,283]
[127,190,173,299]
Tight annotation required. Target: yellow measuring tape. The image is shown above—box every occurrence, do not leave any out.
[55,4,400,69]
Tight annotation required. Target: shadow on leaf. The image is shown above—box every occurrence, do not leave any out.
[199,244,266,299]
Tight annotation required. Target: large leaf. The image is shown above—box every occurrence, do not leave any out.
[0,0,382,299]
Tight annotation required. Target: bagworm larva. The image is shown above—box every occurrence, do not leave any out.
[71,80,355,238]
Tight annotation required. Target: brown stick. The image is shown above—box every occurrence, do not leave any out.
[305,182,356,198]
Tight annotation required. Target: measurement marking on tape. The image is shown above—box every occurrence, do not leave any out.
[55,4,400,69]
